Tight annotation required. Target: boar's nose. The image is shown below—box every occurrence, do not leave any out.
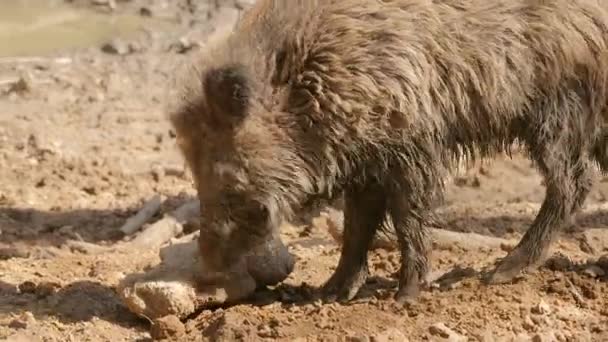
[246,238,295,287]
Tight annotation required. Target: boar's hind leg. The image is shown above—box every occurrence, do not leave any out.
[388,194,431,304]
[321,183,387,302]
[487,104,595,284]
[569,158,595,218]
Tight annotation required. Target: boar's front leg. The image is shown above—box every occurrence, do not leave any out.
[321,182,387,302]
[388,194,431,303]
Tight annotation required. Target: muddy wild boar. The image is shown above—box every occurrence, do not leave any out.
[169,0,608,303]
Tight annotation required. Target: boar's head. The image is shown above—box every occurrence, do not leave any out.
[169,41,309,286]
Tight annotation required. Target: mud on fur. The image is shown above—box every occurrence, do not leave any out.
[169,0,608,303]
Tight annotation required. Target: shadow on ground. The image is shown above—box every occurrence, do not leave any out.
[0,193,197,247]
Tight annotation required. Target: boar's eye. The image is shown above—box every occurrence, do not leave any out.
[236,199,268,223]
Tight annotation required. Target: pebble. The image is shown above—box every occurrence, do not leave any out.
[36,281,62,298]
[544,254,572,271]
[522,315,536,331]
[257,323,278,338]
[0,247,30,260]
[532,332,557,342]
[91,0,116,10]
[140,6,154,16]
[370,328,408,342]
[429,323,465,341]
[170,37,202,54]
[7,76,30,95]
[150,315,185,340]
[8,312,36,329]
[531,300,551,315]
[18,281,37,294]
[101,39,137,55]
[346,335,370,342]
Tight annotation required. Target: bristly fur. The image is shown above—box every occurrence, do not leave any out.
[170,0,608,301]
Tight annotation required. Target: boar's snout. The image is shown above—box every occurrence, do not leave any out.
[246,236,295,287]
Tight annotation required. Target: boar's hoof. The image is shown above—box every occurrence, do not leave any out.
[321,266,368,303]
[485,246,541,284]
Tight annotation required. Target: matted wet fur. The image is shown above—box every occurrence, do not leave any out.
[170,0,608,303]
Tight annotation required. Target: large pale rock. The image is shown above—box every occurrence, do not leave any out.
[117,235,256,320]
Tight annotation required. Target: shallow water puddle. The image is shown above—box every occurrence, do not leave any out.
[0,0,154,57]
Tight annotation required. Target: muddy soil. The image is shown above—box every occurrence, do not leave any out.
[1,1,607,341]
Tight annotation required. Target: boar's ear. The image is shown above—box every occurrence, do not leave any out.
[203,65,251,127]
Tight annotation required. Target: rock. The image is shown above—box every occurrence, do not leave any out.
[7,76,31,95]
[532,332,557,342]
[544,254,573,272]
[18,281,37,294]
[150,315,185,340]
[234,0,256,10]
[257,323,278,338]
[522,315,536,331]
[92,0,116,10]
[170,37,202,54]
[433,266,477,290]
[139,6,153,16]
[581,228,608,255]
[0,247,30,260]
[531,300,551,315]
[117,238,257,320]
[151,165,165,182]
[370,328,408,342]
[35,281,62,298]
[101,39,132,55]
[8,312,36,329]
[119,277,198,320]
[428,323,465,341]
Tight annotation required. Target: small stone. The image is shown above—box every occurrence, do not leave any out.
[139,6,153,16]
[370,328,408,342]
[544,254,572,271]
[429,323,456,338]
[7,76,30,95]
[36,281,62,298]
[92,0,116,10]
[0,247,30,260]
[127,41,144,54]
[522,315,536,331]
[257,323,278,338]
[531,300,551,315]
[150,315,185,340]
[18,281,37,294]
[346,335,370,342]
[583,265,605,278]
[476,330,494,342]
[471,176,481,187]
[151,165,165,182]
[101,39,130,55]
[500,242,514,252]
[532,332,557,342]
[171,37,202,54]
[8,312,35,329]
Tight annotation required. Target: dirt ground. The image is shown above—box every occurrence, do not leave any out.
[1,1,607,341]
